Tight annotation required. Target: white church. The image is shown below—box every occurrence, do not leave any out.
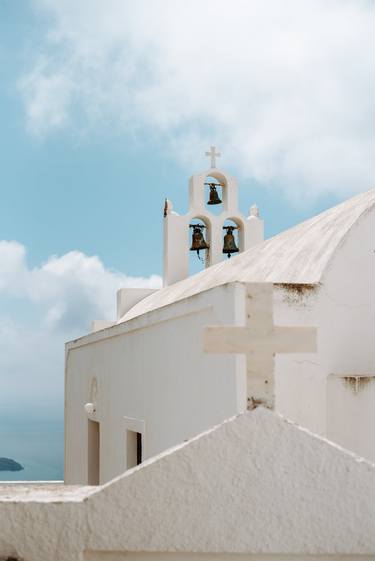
[1,147,375,561]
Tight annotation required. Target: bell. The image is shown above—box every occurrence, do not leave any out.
[206,183,222,205]
[190,224,209,255]
[223,226,239,258]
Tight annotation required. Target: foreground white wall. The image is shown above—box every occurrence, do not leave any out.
[86,409,375,555]
[84,551,375,561]
[1,409,375,561]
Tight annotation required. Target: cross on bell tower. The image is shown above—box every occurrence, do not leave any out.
[162,150,264,286]
[205,146,221,168]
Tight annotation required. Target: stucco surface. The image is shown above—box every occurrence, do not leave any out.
[2,409,374,561]
[120,187,375,322]
[65,283,247,484]
[0,483,92,502]
[86,407,375,555]
[84,555,375,561]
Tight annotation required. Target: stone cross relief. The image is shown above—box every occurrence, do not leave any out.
[205,145,221,168]
[203,283,317,410]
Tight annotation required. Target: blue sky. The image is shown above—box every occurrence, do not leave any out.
[1,0,375,417]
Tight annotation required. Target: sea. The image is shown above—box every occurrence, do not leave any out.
[0,408,64,481]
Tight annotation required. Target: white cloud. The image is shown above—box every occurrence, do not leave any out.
[19,0,375,201]
[0,241,161,408]
[19,59,74,135]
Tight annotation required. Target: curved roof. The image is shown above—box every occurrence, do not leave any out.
[120,188,375,323]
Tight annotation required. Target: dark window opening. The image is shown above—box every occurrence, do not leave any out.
[87,419,100,485]
[127,430,142,469]
[136,432,142,465]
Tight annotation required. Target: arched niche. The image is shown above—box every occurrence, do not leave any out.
[188,168,236,216]
[207,170,232,211]
[222,217,244,260]
[189,215,212,274]
[89,377,98,403]
[204,173,227,215]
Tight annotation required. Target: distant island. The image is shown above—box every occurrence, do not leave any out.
[0,457,24,472]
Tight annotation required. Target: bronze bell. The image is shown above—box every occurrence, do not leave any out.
[205,183,222,205]
[190,224,209,255]
[223,225,239,258]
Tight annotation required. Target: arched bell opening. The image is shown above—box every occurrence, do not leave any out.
[222,218,243,260]
[204,174,226,215]
[189,216,211,275]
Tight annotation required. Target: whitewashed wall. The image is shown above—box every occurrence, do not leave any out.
[275,204,375,459]
[65,283,247,484]
[327,373,375,459]
[84,553,375,560]
[274,285,323,434]
[66,204,375,483]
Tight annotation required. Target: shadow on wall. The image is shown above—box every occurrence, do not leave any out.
[0,537,21,560]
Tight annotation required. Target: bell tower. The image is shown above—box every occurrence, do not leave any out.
[163,147,264,287]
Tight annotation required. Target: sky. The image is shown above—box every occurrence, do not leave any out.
[2,0,375,418]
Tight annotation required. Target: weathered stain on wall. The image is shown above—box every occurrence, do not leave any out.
[342,375,375,394]
[274,283,319,306]
[0,537,21,561]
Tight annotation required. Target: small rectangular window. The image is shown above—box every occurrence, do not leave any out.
[87,419,100,485]
[127,430,142,469]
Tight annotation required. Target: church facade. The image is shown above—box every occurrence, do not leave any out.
[65,154,265,485]
[1,150,375,561]
[65,152,375,485]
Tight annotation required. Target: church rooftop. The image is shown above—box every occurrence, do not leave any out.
[120,187,375,322]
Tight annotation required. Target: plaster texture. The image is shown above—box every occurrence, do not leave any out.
[0,483,91,502]
[65,282,247,484]
[1,409,375,561]
[91,320,115,333]
[327,373,375,459]
[84,555,375,561]
[204,283,316,408]
[116,288,158,320]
